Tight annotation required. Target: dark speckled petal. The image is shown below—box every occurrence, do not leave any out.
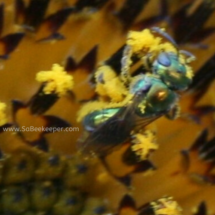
[181,130,215,184]
[0,123,13,133]
[75,0,110,11]
[29,136,49,152]
[78,45,98,73]
[172,0,215,44]
[190,129,208,151]
[24,0,50,30]
[14,0,25,25]
[115,0,150,29]
[118,194,136,212]
[193,202,207,215]
[0,3,4,36]
[42,115,71,134]
[44,7,75,34]
[27,85,59,115]
[11,100,26,117]
[65,56,77,72]
[0,33,24,59]
[189,53,215,101]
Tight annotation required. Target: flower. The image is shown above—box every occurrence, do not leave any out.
[0,0,215,215]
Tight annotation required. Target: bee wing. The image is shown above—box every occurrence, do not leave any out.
[77,106,135,156]
[133,113,163,131]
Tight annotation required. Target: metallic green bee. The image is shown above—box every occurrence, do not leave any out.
[79,75,178,157]
[78,27,195,159]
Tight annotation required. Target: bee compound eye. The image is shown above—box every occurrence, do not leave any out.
[157,52,171,67]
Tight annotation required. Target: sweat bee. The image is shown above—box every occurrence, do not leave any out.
[77,27,195,163]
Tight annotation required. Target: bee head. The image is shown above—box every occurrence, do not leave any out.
[152,52,192,91]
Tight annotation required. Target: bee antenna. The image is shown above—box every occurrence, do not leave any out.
[179,50,196,62]
[151,27,178,48]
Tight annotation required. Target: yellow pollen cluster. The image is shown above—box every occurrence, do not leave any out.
[36,64,74,96]
[179,54,186,64]
[185,65,194,79]
[0,102,7,126]
[126,28,179,58]
[137,101,147,114]
[127,29,161,54]
[151,197,182,215]
[131,131,158,160]
[95,65,128,102]
[179,55,194,79]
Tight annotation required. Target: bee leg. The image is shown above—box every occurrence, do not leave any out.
[130,131,158,161]
[94,65,128,102]
[142,53,153,71]
[165,104,181,120]
[121,45,132,86]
